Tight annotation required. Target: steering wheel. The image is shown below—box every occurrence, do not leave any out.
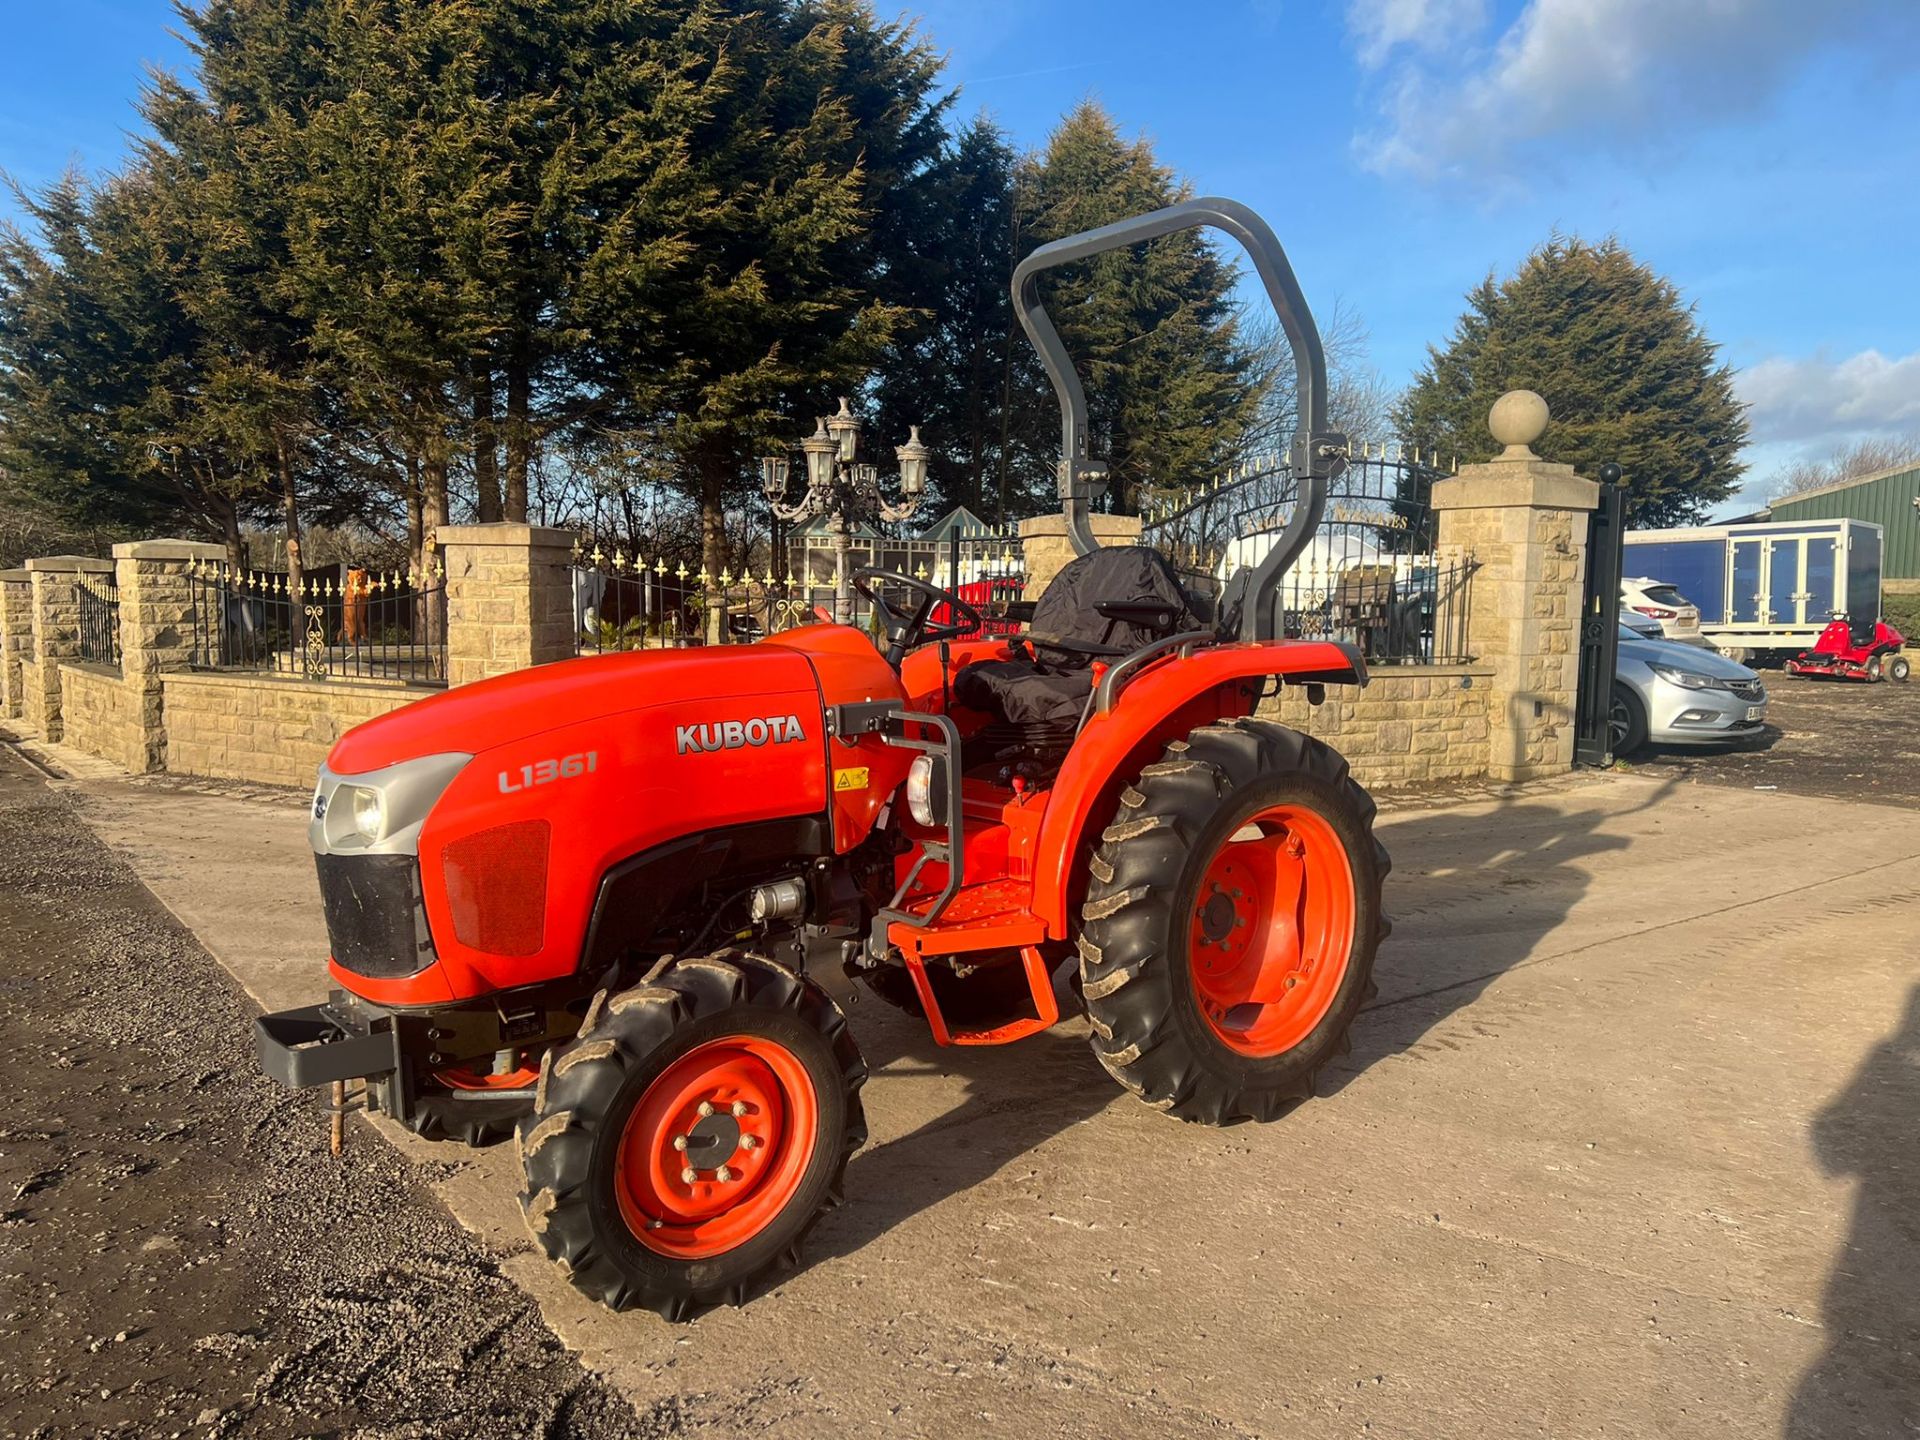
[851,567,983,669]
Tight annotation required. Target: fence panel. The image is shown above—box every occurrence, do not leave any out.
[77,573,122,670]
[186,560,447,686]
[1142,446,1477,665]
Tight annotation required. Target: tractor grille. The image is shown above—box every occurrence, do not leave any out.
[315,854,436,978]
[1726,679,1765,702]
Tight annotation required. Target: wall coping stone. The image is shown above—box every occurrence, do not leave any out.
[59,661,125,681]
[0,569,29,582]
[25,555,114,573]
[1362,663,1496,679]
[1017,513,1143,542]
[1430,462,1599,514]
[161,670,434,700]
[438,522,576,550]
[112,538,227,561]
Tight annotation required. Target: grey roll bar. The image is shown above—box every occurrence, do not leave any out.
[1010,196,1346,642]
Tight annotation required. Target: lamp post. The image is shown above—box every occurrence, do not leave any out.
[761,397,930,625]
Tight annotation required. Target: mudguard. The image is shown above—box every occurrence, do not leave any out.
[1030,638,1365,938]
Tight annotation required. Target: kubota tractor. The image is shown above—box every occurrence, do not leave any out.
[256,199,1388,1318]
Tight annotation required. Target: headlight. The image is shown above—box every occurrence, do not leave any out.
[1649,664,1720,691]
[311,752,472,855]
[348,785,386,842]
[905,753,947,828]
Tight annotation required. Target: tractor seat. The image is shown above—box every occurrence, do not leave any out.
[954,546,1210,753]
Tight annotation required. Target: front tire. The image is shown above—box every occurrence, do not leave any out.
[1610,683,1649,756]
[1077,719,1387,1126]
[516,951,865,1318]
[1886,653,1911,683]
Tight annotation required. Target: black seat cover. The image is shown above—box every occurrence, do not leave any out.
[954,546,1208,734]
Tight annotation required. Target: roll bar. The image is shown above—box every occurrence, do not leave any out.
[1011,196,1346,643]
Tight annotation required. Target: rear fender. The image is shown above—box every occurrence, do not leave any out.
[1031,638,1364,938]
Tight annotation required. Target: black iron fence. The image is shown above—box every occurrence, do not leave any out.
[1142,445,1477,665]
[571,530,1028,655]
[186,559,448,686]
[77,572,121,670]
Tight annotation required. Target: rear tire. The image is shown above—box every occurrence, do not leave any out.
[1077,719,1387,1126]
[1610,684,1649,756]
[516,951,865,1318]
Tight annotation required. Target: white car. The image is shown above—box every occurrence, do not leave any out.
[1621,577,1707,646]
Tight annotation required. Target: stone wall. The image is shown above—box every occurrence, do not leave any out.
[59,664,140,770]
[162,673,420,788]
[0,575,30,719]
[1260,665,1495,790]
[441,524,575,687]
[18,660,43,733]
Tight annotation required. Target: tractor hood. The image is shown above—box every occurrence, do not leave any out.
[325,647,825,776]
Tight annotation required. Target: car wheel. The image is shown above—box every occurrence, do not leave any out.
[1609,684,1649,756]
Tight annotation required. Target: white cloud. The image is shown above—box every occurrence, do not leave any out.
[1352,0,1915,180]
[1738,348,1920,446]
[1347,0,1487,69]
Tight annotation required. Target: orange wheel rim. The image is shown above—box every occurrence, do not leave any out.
[614,1036,819,1260]
[434,1059,541,1090]
[1187,804,1356,1057]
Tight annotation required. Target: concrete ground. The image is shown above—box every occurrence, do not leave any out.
[19,741,1920,1438]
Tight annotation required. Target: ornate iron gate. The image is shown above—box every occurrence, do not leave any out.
[1574,468,1627,766]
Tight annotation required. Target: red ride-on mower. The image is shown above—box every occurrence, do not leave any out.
[1785,614,1911,682]
[253,199,1388,1319]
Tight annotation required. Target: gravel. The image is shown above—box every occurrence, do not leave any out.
[0,747,644,1440]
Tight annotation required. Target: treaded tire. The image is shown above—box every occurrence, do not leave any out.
[1610,683,1649,756]
[1077,718,1388,1126]
[516,951,865,1319]
[404,1090,529,1148]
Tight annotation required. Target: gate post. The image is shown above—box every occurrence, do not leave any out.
[23,555,114,741]
[0,571,31,720]
[440,523,578,686]
[1018,513,1141,595]
[1429,391,1599,783]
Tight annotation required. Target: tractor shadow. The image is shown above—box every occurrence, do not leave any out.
[805,986,1117,1266]
[798,774,1684,1273]
[1784,983,1920,1438]
[1320,774,1678,1091]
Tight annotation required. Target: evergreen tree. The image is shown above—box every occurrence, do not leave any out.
[870,115,1050,520]
[1014,101,1258,513]
[1397,236,1748,527]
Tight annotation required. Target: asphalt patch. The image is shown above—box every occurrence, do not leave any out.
[0,748,642,1440]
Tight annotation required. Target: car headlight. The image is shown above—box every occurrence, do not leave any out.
[311,752,472,855]
[1649,664,1721,691]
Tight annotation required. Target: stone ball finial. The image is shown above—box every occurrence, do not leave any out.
[1488,389,1549,458]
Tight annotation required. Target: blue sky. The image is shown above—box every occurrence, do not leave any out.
[4,0,1918,511]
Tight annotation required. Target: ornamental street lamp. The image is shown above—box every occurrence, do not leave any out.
[760,397,929,625]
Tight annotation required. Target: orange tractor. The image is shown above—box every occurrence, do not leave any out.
[256,199,1388,1318]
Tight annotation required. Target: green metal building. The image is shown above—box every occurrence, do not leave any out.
[1765,461,1920,582]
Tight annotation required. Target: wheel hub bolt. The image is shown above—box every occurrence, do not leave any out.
[714,1165,734,1182]
[681,1166,698,1184]
[672,1135,688,1152]
[731,1101,748,1118]
[696,1100,715,1118]
[741,1134,762,1151]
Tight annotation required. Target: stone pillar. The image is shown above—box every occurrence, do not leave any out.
[1429,391,1599,784]
[24,556,114,741]
[114,539,226,772]
[1017,513,1143,596]
[440,523,578,687]
[0,571,31,720]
